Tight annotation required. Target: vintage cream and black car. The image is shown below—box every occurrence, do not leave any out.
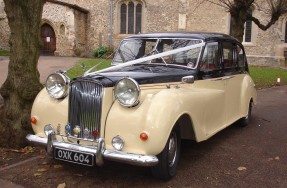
[26,32,257,180]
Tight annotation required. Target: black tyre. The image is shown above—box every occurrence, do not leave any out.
[151,125,181,180]
[238,101,252,127]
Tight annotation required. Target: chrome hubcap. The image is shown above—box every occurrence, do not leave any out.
[168,132,177,167]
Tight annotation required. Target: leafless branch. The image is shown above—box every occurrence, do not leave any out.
[205,0,230,9]
[251,0,287,30]
[191,0,210,13]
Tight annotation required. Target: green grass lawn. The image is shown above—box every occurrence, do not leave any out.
[0,50,10,56]
[67,58,287,89]
[67,58,111,78]
[249,66,287,89]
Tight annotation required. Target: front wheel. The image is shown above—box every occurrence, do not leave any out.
[151,126,181,180]
[238,101,252,127]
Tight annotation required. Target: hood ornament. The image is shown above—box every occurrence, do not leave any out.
[81,63,87,73]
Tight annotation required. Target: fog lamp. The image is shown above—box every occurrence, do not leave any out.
[44,124,54,136]
[112,135,125,151]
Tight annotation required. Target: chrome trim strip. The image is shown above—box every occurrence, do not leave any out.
[222,75,235,80]
[96,138,105,166]
[104,150,158,166]
[26,134,158,167]
[47,132,55,155]
[26,134,47,146]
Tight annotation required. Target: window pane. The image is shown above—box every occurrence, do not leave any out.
[128,2,134,34]
[222,42,234,68]
[120,4,127,34]
[245,20,252,42]
[200,42,219,71]
[245,8,252,42]
[236,45,245,67]
[113,38,202,68]
[136,4,142,34]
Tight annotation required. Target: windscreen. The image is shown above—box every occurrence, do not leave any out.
[112,38,202,69]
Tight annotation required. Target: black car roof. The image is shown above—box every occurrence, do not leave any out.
[126,32,240,43]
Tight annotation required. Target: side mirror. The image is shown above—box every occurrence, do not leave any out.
[182,76,194,84]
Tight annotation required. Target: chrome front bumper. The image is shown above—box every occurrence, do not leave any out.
[26,134,158,167]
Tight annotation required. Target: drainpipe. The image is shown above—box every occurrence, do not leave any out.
[109,0,113,48]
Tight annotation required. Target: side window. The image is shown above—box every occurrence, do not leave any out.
[236,45,246,67]
[222,42,234,68]
[200,42,219,71]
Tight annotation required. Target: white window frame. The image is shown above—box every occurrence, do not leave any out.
[242,8,258,46]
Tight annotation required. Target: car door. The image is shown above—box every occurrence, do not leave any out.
[222,41,246,125]
[196,41,226,137]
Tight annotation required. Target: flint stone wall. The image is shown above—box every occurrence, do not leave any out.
[0,1,9,50]
[42,2,89,56]
[57,0,110,54]
[42,2,74,56]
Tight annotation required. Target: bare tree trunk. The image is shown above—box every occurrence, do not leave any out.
[229,1,249,42]
[0,0,45,147]
[218,0,287,41]
[230,14,246,42]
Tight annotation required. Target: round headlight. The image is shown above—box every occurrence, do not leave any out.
[46,73,69,99]
[114,77,140,107]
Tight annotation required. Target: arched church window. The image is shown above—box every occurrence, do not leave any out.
[244,8,252,42]
[120,1,143,34]
[120,4,127,34]
[136,4,142,34]
[128,2,134,34]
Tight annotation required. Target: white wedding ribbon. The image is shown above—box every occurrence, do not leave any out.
[85,41,205,76]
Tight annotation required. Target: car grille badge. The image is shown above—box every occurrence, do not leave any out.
[73,125,81,137]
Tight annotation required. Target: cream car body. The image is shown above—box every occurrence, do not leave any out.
[27,32,257,180]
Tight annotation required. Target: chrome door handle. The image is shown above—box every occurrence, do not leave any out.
[222,76,234,80]
[211,78,223,81]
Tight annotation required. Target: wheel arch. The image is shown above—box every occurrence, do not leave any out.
[177,113,197,141]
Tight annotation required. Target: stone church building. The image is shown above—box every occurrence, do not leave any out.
[0,0,287,66]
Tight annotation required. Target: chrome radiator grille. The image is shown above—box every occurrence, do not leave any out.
[68,80,103,139]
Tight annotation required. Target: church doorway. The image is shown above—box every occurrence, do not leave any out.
[40,23,56,56]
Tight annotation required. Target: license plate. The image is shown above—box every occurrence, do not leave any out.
[54,147,94,166]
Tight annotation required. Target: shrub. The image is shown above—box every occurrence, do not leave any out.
[93,47,108,58]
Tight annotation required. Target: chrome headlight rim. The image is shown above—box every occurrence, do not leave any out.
[114,77,140,107]
[45,72,69,99]
[112,135,125,151]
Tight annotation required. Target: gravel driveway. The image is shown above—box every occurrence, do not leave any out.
[0,56,81,86]
[0,56,81,107]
